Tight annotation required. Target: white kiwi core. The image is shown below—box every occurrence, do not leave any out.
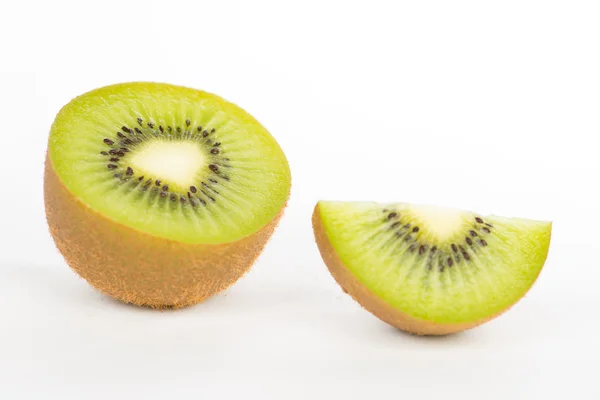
[408,204,466,241]
[128,140,206,189]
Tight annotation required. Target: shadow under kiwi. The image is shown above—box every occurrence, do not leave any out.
[380,321,476,343]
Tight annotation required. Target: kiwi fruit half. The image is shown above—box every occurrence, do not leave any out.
[44,82,291,308]
[313,201,551,335]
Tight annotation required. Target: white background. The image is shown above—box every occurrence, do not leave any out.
[1,0,599,398]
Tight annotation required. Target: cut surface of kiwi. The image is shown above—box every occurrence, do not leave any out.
[48,82,290,244]
[45,82,291,308]
[313,201,551,335]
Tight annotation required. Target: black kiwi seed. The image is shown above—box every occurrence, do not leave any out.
[199,198,207,205]
[162,185,169,191]
[419,245,426,255]
[387,212,397,219]
[180,196,187,204]
[209,179,218,184]
[168,126,172,132]
[211,128,216,133]
[190,186,197,193]
[116,151,125,157]
[475,217,484,224]
[187,192,193,199]
[138,176,144,181]
[482,227,491,234]
[479,239,488,247]
[100,151,108,156]
[110,157,120,162]
[462,251,470,261]
[451,244,458,252]
[469,230,478,237]
[137,118,143,125]
[409,244,416,252]
[213,142,221,147]
[186,119,191,127]
[148,122,155,129]
[466,237,473,245]
[107,164,117,170]
[122,126,132,134]
[170,193,177,201]
[126,167,134,176]
[117,132,126,139]
[403,223,411,229]
[159,192,167,198]
[159,125,164,133]
[134,127,142,134]
[155,180,161,186]
[104,139,114,145]
[197,126,203,132]
[120,148,129,152]
[412,227,419,233]
[404,235,412,242]
[209,164,219,172]
[447,258,454,267]
[177,127,181,133]
[391,221,400,228]
[211,148,219,154]
[431,246,437,254]
[202,131,209,137]
[485,223,493,228]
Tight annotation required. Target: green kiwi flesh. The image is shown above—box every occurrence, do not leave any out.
[48,82,291,244]
[316,201,552,327]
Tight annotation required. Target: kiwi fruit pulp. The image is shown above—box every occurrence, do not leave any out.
[313,201,551,335]
[45,82,291,308]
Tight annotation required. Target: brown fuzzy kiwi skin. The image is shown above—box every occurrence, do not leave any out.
[312,204,545,336]
[44,155,287,309]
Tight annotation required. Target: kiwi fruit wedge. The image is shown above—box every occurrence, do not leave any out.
[313,201,552,335]
[44,82,291,308]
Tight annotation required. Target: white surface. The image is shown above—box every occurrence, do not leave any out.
[1,1,599,399]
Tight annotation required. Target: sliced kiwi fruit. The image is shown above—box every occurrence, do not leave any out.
[312,201,552,335]
[44,82,291,308]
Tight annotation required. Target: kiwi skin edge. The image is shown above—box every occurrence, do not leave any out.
[44,155,287,309]
[312,203,548,336]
